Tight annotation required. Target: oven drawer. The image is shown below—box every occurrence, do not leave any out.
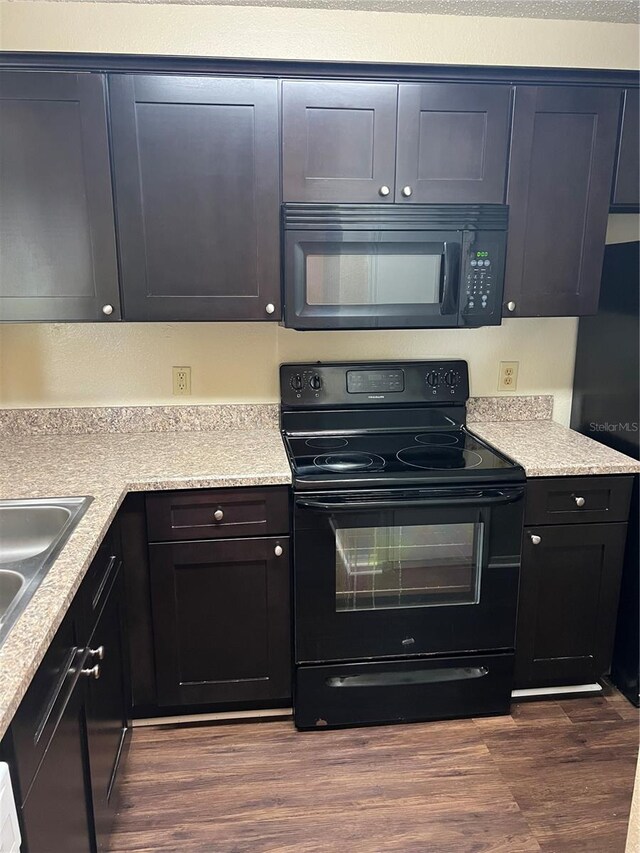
[146,487,289,542]
[525,476,633,526]
[294,653,514,730]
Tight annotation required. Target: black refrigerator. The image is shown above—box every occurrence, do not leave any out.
[571,240,639,706]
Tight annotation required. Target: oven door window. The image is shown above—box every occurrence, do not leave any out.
[335,522,483,611]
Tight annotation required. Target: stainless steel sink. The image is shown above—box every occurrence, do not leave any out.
[0,496,93,645]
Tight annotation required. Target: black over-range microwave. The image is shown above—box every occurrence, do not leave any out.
[283,203,508,330]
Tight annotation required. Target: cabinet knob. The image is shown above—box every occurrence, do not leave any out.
[213,509,224,522]
[378,185,391,197]
[274,544,283,557]
[401,186,413,198]
[574,496,586,507]
[506,301,516,312]
[102,304,114,316]
[81,664,100,680]
[89,645,105,661]
[265,303,275,315]
[530,533,541,545]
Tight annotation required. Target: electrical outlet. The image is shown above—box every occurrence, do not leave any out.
[498,361,519,392]
[172,366,191,396]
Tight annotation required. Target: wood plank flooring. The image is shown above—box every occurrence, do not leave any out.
[109,686,639,853]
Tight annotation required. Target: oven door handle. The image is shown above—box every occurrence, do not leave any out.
[296,487,524,513]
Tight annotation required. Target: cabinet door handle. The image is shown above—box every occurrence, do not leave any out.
[506,301,516,312]
[89,646,105,661]
[530,533,541,545]
[401,185,413,198]
[265,303,275,315]
[274,544,283,557]
[81,664,100,680]
[378,185,390,197]
[213,509,224,521]
[102,304,114,316]
[574,496,586,507]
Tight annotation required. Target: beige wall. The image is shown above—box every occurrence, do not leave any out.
[1,2,639,68]
[0,318,580,422]
[0,3,638,426]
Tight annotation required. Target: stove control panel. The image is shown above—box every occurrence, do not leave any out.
[280,361,469,408]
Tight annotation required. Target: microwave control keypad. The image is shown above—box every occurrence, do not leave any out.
[464,250,494,314]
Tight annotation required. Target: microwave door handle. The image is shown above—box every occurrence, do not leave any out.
[440,241,460,316]
[296,489,524,513]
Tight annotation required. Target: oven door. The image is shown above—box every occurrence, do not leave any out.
[294,486,525,663]
[284,229,461,330]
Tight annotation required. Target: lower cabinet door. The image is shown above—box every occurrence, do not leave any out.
[21,677,93,853]
[85,564,130,851]
[515,522,627,688]
[149,536,291,707]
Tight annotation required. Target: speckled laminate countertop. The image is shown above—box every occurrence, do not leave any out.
[472,420,640,477]
[0,429,291,740]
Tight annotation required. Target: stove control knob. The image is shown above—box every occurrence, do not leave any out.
[443,370,458,387]
[309,374,322,391]
[290,374,304,391]
[425,371,440,387]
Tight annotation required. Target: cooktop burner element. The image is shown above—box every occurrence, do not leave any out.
[314,452,385,472]
[396,446,483,470]
[305,437,349,449]
[280,360,524,490]
[414,432,461,446]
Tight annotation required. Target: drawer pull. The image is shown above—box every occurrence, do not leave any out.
[530,534,541,545]
[213,509,224,522]
[574,496,586,507]
[81,664,100,680]
[274,544,283,557]
[88,645,104,661]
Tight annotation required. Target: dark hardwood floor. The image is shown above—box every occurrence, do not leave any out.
[109,687,638,853]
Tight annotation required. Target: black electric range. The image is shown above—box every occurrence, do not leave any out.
[281,360,526,731]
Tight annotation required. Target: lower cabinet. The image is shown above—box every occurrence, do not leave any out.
[20,658,94,853]
[515,476,631,689]
[84,562,130,851]
[1,518,130,853]
[149,535,291,707]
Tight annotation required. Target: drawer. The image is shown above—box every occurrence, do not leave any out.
[525,476,633,525]
[78,520,122,646]
[9,612,79,806]
[146,487,289,542]
[294,653,515,730]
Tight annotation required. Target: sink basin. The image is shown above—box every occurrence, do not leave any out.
[0,505,73,565]
[0,570,24,620]
[0,496,93,646]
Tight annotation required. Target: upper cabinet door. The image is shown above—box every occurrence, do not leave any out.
[109,75,280,321]
[611,89,639,211]
[282,80,398,202]
[0,72,120,322]
[504,86,621,317]
[395,83,512,203]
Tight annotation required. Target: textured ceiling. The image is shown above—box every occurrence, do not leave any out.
[25,0,640,22]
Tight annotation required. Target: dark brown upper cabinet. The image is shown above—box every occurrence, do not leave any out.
[504,86,621,318]
[282,80,398,202]
[611,89,639,212]
[282,80,512,204]
[0,71,120,322]
[109,75,281,321]
[395,83,511,203]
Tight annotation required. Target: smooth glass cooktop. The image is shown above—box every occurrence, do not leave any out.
[286,428,516,480]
